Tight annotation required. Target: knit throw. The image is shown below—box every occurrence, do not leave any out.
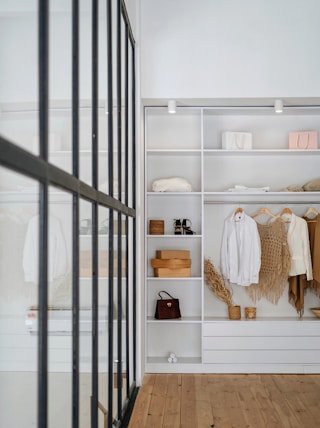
[246,218,291,304]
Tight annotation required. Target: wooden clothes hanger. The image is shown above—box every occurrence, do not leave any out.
[280,207,293,224]
[251,207,278,219]
[304,207,319,218]
[234,207,243,215]
[234,207,244,222]
[280,207,292,215]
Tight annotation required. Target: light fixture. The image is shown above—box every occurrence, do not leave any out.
[274,99,283,113]
[168,99,176,114]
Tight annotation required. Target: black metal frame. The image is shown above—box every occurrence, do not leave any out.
[0,0,137,426]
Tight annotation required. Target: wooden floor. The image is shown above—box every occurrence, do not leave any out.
[128,373,320,428]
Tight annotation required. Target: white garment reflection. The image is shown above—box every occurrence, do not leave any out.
[23,215,68,283]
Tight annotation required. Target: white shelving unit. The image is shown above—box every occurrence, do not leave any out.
[144,105,320,374]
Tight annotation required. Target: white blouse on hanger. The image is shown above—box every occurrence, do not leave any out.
[220,211,261,286]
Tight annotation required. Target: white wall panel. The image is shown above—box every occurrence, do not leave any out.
[140,0,320,99]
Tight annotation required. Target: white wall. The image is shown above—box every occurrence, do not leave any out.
[140,0,320,100]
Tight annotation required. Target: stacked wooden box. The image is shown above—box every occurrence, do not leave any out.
[80,251,126,277]
[151,250,191,277]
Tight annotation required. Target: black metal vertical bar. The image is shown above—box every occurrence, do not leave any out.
[91,202,99,428]
[91,1,99,428]
[116,0,123,420]
[72,197,80,428]
[38,1,49,427]
[38,185,49,428]
[72,1,80,427]
[72,0,80,180]
[106,0,115,426]
[39,0,49,163]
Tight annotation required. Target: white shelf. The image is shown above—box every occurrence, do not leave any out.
[147,149,201,154]
[147,192,202,196]
[147,356,201,364]
[203,191,320,204]
[204,316,319,322]
[147,234,201,238]
[203,149,320,156]
[146,277,202,281]
[147,316,202,323]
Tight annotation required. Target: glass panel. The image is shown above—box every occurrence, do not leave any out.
[79,1,92,185]
[0,167,39,427]
[0,1,38,154]
[127,216,134,392]
[128,42,134,209]
[98,205,109,428]
[48,186,72,428]
[48,2,72,172]
[113,210,120,422]
[120,213,128,405]
[98,0,109,194]
[79,199,93,428]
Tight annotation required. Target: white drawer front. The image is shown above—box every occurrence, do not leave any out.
[203,350,320,365]
[203,320,320,337]
[203,336,320,351]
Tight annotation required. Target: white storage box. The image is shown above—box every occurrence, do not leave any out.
[222,132,253,150]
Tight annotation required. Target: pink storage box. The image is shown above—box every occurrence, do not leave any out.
[289,131,318,150]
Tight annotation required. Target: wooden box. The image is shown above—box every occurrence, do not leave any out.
[151,258,191,268]
[156,250,190,259]
[149,220,164,235]
[154,267,191,278]
[80,251,126,277]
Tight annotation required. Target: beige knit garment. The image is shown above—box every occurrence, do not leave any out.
[246,218,291,304]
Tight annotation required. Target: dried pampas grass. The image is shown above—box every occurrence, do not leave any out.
[204,258,234,307]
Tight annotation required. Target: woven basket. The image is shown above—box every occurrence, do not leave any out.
[228,305,241,320]
[245,307,256,319]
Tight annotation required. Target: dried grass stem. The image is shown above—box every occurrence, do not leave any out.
[204,258,234,307]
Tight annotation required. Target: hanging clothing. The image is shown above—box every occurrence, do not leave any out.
[220,211,261,286]
[246,218,291,304]
[285,213,313,280]
[23,215,68,283]
[288,274,307,317]
[300,213,320,299]
[286,213,314,316]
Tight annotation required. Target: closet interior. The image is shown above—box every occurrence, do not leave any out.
[144,105,320,374]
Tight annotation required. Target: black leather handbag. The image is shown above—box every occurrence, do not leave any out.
[154,291,181,320]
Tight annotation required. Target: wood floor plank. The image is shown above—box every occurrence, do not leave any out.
[237,379,267,427]
[129,373,320,428]
[145,374,168,428]
[163,374,181,428]
[261,375,305,428]
[194,375,215,428]
[180,374,197,428]
[128,374,156,428]
[283,392,319,428]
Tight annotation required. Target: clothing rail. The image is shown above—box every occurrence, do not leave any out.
[204,200,320,205]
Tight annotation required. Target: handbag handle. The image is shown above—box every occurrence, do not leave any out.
[158,291,175,300]
[296,133,309,149]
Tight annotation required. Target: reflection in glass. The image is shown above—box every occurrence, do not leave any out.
[48,186,72,428]
[98,206,110,427]
[0,167,39,427]
[79,199,93,428]
[0,1,38,154]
